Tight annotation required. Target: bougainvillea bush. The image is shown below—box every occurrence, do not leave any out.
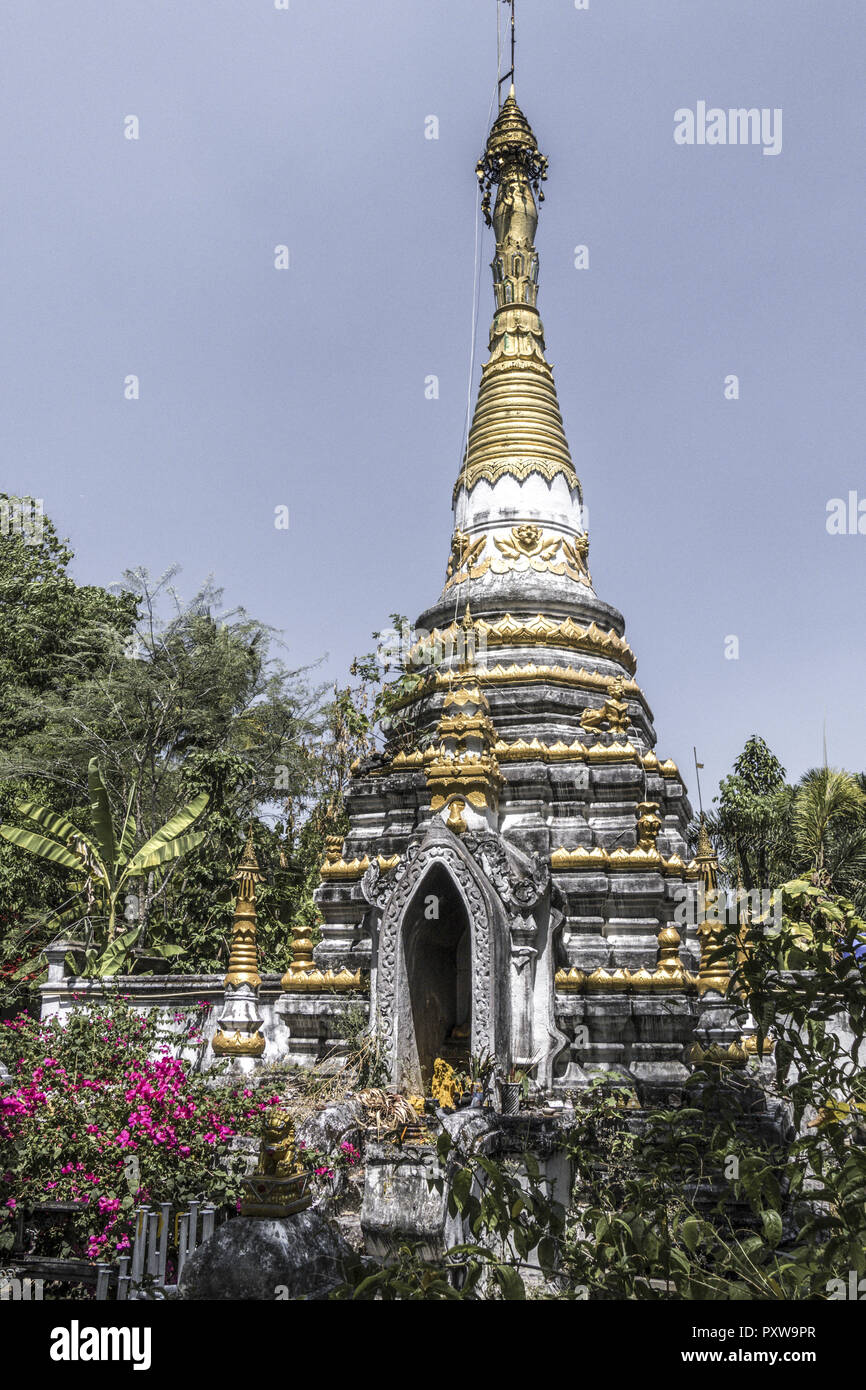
[0,1000,282,1264]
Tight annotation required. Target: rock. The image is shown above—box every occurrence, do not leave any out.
[297,1101,365,1211]
[225,1134,259,1175]
[297,1100,363,1157]
[439,1108,498,1155]
[178,1210,361,1300]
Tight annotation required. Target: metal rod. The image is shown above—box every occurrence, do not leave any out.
[498,0,516,99]
[693,747,705,815]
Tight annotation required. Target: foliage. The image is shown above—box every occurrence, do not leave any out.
[338,877,866,1301]
[0,758,208,976]
[0,504,425,998]
[339,1003,389,1089]
[0,497,137,754]
[346,614,431,757]
[0,548,331,999]
[703,735,866,915]
[0,1000,283,1263]
[790,768,866,906]
[340,1129,564,1300]
[706,734,791,889]
[0,502,138,1010]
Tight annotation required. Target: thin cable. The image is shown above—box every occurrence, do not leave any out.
[450,3,503,641]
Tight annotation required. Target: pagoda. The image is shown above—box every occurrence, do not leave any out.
[277,88,722,1096]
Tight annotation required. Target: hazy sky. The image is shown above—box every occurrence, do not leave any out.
[3,0,864,805]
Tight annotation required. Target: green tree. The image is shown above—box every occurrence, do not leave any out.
[708,734,792,890]
[791,767,866,905]
[0,500,137,1007]
[0,495,137,753]
[705,736,866,913]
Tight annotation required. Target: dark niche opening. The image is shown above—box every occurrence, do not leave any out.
[403,866,471,1090]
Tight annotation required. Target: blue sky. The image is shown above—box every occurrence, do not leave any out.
[2,0,864,802]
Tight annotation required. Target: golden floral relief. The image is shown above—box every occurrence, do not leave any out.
[445,525,592,589]
[445,528,490,588]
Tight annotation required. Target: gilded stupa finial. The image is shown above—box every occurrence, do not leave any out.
[456,88,579,503]
[224,825,263,989]
[694,814,718,896]
[693,815,730,998]
[475,88,548,228]
[212,825,267,1059]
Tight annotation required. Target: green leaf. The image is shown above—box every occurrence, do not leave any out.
[450,1167,473,1214]
[681,1216,701,1253]
[95,926,141,977]
[12,953,44,980]
[0,824,85,870]
[761,1209,783,1248]
[88,757,117,885]
[15,801,98,857]
[536,1236,557,1273]
[124,830,206,875]
[492,1263,525,1300]
[126,792,209,867]
[115,781,138,867]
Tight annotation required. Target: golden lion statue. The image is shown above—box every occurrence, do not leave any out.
[255,1108,303,1178]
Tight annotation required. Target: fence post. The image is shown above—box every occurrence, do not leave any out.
[131,1206,149,1287]
[146,1211,159,1277]
[157,1202,171,1286]
[95,1264,110,1301]
[187,1200,200,1255]
[201,1205,216,1243]
[117,1256,130,1301]
[176,1214,189,1285]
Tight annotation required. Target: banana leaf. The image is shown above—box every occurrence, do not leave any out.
[0,825,85,870]
[124,793,208,867]
[15,802,99,858]
[115,781,138,868]
[87,757,117,885]
[96,926,141,977]
[125,830,206,875]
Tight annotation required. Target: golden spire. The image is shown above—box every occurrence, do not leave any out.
[223,825,264,990]
[694,814,719,897]
[455,90,580,502]
[693,816,730,997]
[212,827,267,1059]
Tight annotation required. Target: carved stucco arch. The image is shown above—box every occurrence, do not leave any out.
[373,840,497,1081]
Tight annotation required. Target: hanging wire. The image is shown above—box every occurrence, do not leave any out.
[449,1,505,640]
